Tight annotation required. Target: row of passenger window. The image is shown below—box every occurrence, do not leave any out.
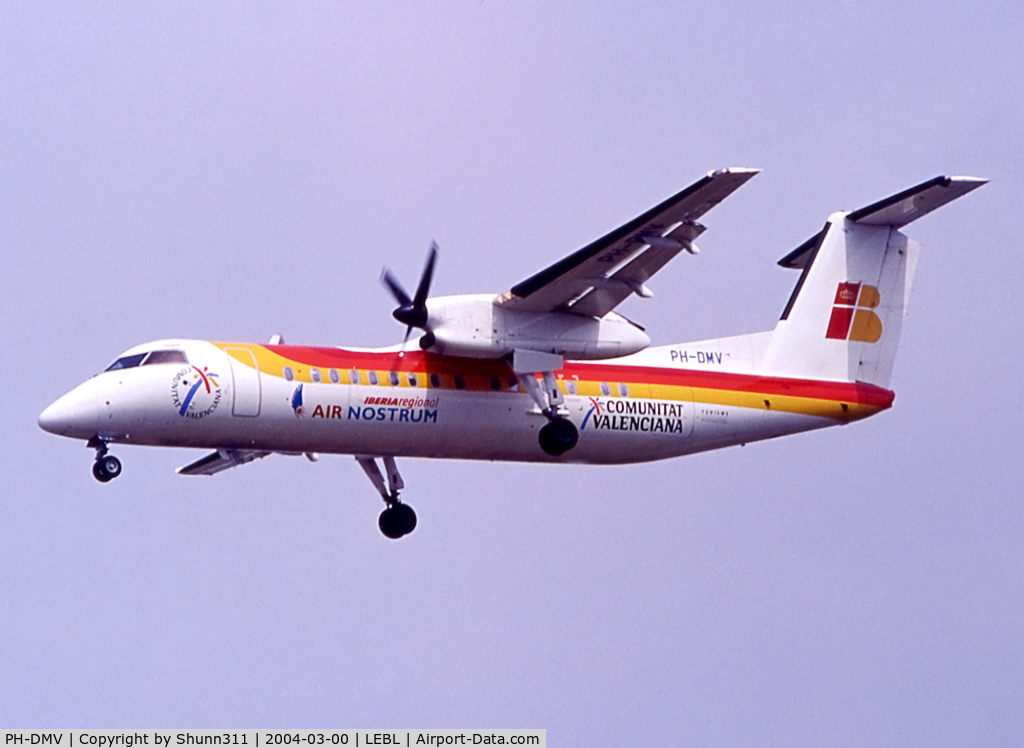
[281,365,630,397]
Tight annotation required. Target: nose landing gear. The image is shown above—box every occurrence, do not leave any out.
[88,436,122,482]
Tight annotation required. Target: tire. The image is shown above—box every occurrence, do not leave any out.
[379,504,418,539]
[92,460,111,482]
[100,455,122,480]
[551,418,579,451]
[538,422,563,456]
[539,418,578,456]
[379,507,405,539]
[393,503,417,535]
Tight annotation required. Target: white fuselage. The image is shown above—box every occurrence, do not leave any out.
[39,337,893,466]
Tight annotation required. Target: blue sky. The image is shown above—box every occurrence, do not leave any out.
[2,2,1022,744]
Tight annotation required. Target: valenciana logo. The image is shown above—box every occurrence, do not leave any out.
[826,282,883,343]
[581,397,689,434]
[171,366,222,419]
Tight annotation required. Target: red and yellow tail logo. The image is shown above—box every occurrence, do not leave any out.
[826,282,882,342]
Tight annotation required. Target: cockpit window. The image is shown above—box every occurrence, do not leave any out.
[105,353,147,371]
[105,349,189,372]
[142,350,188,365]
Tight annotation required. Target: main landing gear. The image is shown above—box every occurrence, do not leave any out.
[512,349,579,457]
[88,436,122,483]
[357,455,417,539]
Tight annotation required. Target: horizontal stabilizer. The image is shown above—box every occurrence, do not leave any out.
[777,224,828,270]
[846,175,986,228]
[177,448,270,476]
[779,175,986,269]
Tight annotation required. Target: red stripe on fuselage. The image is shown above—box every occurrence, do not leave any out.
[263,345,894,409]
[568,362,895,408]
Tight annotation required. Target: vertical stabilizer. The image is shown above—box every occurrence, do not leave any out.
[761,175,984,388]
[762,219,917,387]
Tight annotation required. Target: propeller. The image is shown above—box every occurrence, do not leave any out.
[382,242,438,347]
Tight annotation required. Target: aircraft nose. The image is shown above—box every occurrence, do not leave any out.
[37,399,67,435]
[38,381,100,438]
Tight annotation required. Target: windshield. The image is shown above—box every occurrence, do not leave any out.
[143,350,188,365]
[105,353,147,371]
[104,349,188,372]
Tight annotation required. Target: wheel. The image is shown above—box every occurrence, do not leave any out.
[100,455,122,480]
[393,502,417,535]
[551,418,579,451]
[92,455,121,482]
[379,504,417,539]
[379,509,402,539]
[92,460,112,482]
[539,418,579,456]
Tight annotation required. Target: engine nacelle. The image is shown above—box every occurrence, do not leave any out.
[420,294,650,360]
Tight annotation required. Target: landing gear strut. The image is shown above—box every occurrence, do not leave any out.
[88,436,122,483]
[356,455,417,539]
[512,349,580,457]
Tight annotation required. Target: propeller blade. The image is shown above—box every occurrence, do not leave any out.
[381,269,412,307]
[382,243,439,338]
[413,242,438,308]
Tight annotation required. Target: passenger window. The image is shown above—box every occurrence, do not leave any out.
[311,368,322,383]
[105,353,147,371]
[348,369,360,384]
[142,350,188,366]
[617,382,629,397]
[508,377,520,392]
[329,369,341,384]
[389,372,400,387]
[566,380,578,395]
[283,367,295,382]
[454,375,466,390]
[408,373,418,387]
[429,373,441,389]
[490,376,501,391]
[368,371,379,385]
[600,382,611,397]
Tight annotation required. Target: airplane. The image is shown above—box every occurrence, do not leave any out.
[38,168,985,538]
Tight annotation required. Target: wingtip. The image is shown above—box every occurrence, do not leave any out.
[709,167,762,180]
[947,175,988,187]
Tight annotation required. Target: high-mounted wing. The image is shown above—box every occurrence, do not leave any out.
[497,167,759,317]
[177,448,270,476]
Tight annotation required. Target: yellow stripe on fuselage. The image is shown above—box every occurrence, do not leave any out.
[212,342,887,423]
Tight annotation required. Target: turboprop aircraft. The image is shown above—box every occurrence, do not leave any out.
[38,168,984,538]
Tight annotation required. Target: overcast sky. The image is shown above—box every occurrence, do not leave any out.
[2,2,1022,744]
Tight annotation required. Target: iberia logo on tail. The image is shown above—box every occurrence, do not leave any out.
[826,282,883,343]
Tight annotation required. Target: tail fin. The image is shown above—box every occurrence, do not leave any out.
[762,176,985,387]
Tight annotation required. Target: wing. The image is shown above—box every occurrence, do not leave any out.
[496,167,759,317]
[177,449,271,476]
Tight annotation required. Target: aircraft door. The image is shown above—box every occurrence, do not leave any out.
[223,348,262,416]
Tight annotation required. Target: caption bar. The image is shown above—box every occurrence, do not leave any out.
[3,732,544,748]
